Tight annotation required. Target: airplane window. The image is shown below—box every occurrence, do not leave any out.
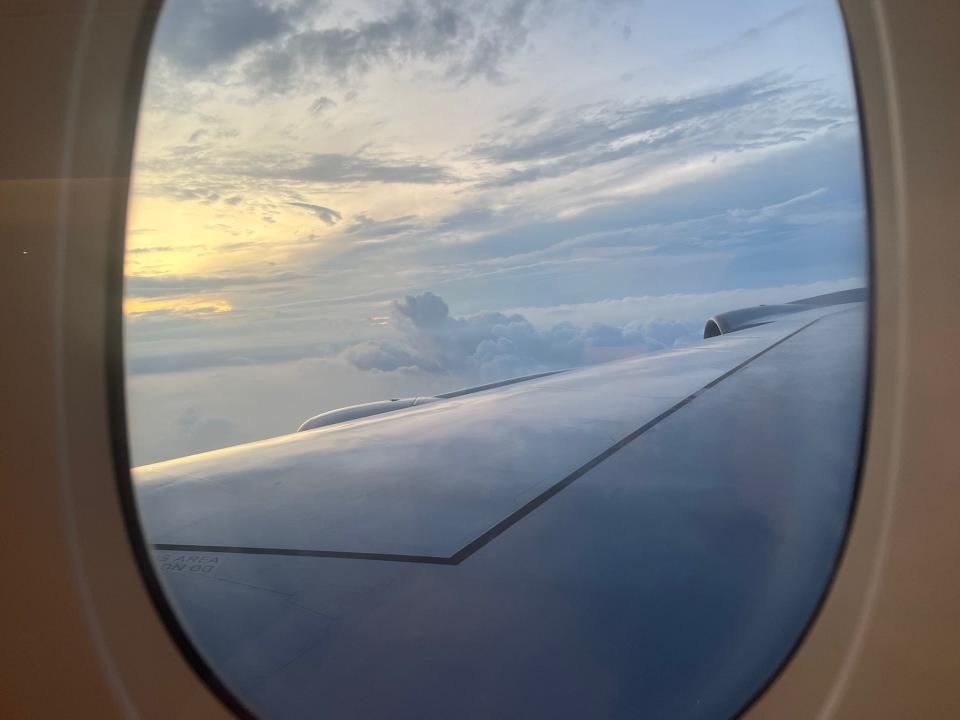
[124,1,868,717]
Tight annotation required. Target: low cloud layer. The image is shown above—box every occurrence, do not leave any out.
[343,291,698,377]
[176,406,239,456]
[124,279,862,464]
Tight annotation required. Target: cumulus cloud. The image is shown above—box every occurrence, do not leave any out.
[393,291,451,328]
[344,341,443,373]
[342,291,699,376]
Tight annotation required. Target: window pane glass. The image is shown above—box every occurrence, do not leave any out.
[125,1,868,717]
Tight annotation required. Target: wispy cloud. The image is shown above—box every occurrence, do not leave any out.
[341,214,423,241]
[241,0,552,93]
[308,96,337,115]
[126,271,309,298]
[255,152,457,184]
[472,73,849,187]
[289,201,343,225]
[691,5,807,61]
[153,0,300,73]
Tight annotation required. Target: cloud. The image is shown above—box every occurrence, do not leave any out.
[132,144,457,205]
[472,73,850,187]
[255,152,457,184]
[126,271,307,298]
[393,291,451,328]
[473,75,796,164]
[308,96,337,115]
[353,127,864,281]
[128,341,333,375]
[127,243,203,255]
[126,355,479,464]
[344,341,443,373]
[341,213,423,241]
[241,0,550,93]
[124,277,864,380]
[154,0,298,73]
[506,278,865,329]
[441,0,545,83]
[176,406,241,455]
[289,201,343,225]
[692,6,807,61]
[342,291,698,376]
[133,147,453,187]
[145,182,225,204]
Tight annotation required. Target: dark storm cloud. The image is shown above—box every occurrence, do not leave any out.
[288,201,343,225]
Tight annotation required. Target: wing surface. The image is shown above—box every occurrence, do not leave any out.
[135,300,867,719]
[138,304,843,561]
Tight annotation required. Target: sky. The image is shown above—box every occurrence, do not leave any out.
[124,0,867,465]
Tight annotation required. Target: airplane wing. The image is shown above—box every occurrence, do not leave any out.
[135,291,867,719]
